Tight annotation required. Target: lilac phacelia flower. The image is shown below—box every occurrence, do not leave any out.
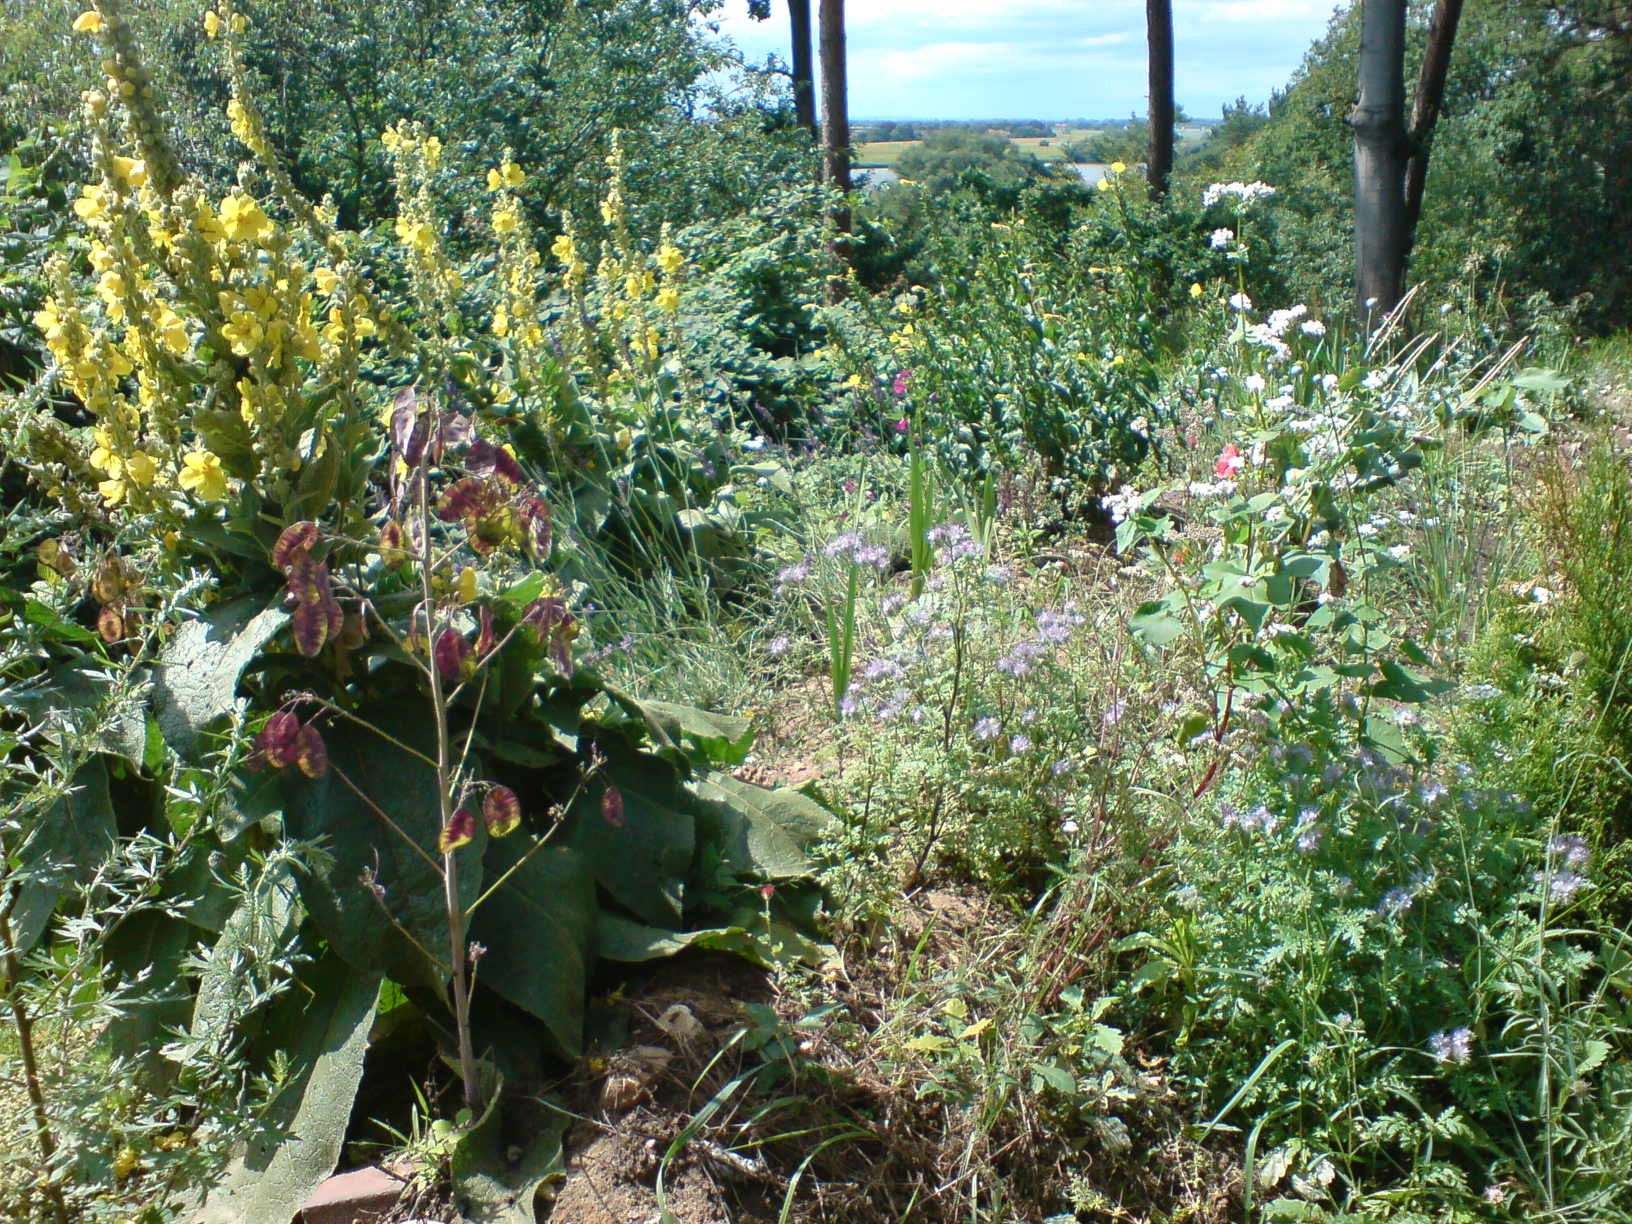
[1428,1026,1473,1065]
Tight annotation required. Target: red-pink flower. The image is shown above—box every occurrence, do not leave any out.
[1215,443,1245,479]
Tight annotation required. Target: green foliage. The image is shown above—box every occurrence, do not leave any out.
[1220,0,1632,329]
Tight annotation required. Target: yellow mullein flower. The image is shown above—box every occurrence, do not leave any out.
[492,307,510,338]
[394,217,435,253]
[314,266,340,295]
[110,156,147,187]
[492,206,520,235]
[230,12,246,32]
[154,307,190,355]
[225,98,256,146]
[656,286,680,314]
[203,9,220,37]
[551,233,576,263]
[1110,161,1127,174]
[657,244,683,275]
[178,451,228,499]
[89,429,120,474]
[74,184,109,222]
[98,477,128,505]
[221,311,263,356]
[1190,282,1204,299]
[218,192,270,243]
[72,10,103,33]
[122,451,157,486]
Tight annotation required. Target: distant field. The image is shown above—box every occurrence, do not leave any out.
[855,128,1109,168]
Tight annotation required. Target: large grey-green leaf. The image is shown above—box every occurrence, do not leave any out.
[452,1098,568,1224]
[188,952,382,1224]
[281,712,484,990]
[177,855,302,1062]
[153,599,288,757]
[690,771,833,880]
[467,839,596,1057]
[564,744,694,926]
[604,687,753,765]
[9,758,117,956]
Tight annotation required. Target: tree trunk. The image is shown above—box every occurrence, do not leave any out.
[818,0,850,295]
[789,0,816,135]
[1350,0,1410,321]
[1145,0,1175,199]
[1402,0,1465,255]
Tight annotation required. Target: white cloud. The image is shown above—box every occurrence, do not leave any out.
[1191,0,1340,23]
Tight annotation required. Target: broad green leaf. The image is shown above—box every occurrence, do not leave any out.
[452,1097,568,1224]
[564,742,694,926]
[690,770,833,880]
[10,758,117,956]
[152,599,289,758]
[604,688,754,765]
[178,856,302,1062]
[468,839,596,1057]
[188,953,382,1224]
[1130,601,1184,646]
[281,713,484,989]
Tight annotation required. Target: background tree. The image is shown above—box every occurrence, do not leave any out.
[818,0,850,294]
[1146,0,1175,198]
[1351,0,1410,318]
[788,0,817,134]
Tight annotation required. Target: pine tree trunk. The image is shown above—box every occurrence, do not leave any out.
[1145,0,1175,199]
[789,0,816,135]
[1351,0,1410,321]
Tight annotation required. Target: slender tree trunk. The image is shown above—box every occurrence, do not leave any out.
[1402,0,1465,255]
[789,0,817,135]
[818,0,850,295]
[1145,0,1175,200]
[1350,0,1410,321]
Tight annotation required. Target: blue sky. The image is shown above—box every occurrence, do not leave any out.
[708,0,1349,120]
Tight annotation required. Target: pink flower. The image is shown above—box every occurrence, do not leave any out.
[1215,443,1245,479]
[892,370,912,397]
[894,417,909,434]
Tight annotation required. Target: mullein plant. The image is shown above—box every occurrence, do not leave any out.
[7,0,690,1113]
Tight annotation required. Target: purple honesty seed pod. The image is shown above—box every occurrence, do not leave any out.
[601,785,626,829]
[293,723,328,778]
[483,785,521,838]
[438,807,478,854]
[272,521,320,573]
[433,627,471,681]
[257,709,302,769]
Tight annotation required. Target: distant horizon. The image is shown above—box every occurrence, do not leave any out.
[848,116,1224,126]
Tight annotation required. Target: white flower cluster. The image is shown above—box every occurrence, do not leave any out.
[1100,483,1142,524]
[1202,180,1277,207]
[1244,303,1323,363]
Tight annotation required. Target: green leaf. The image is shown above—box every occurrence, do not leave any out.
[1032,1063,1078,1094]
[190,953,382,1224]
[452,1097,568,1224]
[468,840,596,1057]
[1130,601,1184,646]
[604,688,754,765]
[282,712,484,989]
[9,759,117,956]
[564,742,694,926]
[152,599,288,758]
[178,856,302,1062]
[689,771,833,880]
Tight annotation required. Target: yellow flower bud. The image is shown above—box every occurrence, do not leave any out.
[203,9,220,37]
[457,566,477,604]
[72,10,104,34]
